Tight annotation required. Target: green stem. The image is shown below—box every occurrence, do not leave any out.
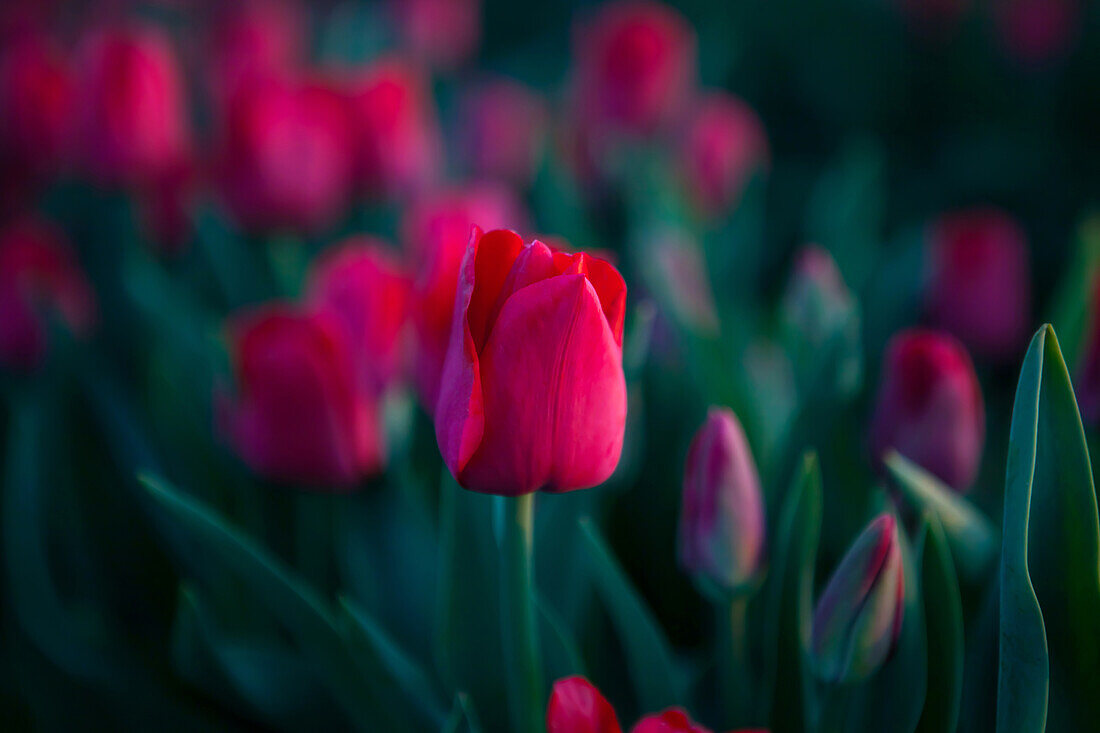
[718,595,752,725]
[817,682,852,733]
[500,493,543,732]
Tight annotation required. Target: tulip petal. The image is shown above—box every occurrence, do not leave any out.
[546,676,622,733]
[554,250,627,345]
[460,273,626,494]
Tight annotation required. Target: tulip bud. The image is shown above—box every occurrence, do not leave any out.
[217,75,354,234]
[630,708,712,733]
[811,513,904,684]
[0,30,71,185]
[925,208,1031,361]
[388,0,482,71]
[73,25,190,187]
[572,1,696,136]
[0,219,96,369]
[994,0,1078,66]
[403,185,526,409]
[678,408,765,593]
[219,306,383,486]
[343,58,441,199]
[434,229,627,495]
[870,329,985,492]
[306,239,410,393]
[547,676,622,733]
[460,79,547,187]
[207,0,303,107]
[781,245,861,397]
[680,92,768,217]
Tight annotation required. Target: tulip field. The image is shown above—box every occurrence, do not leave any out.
[2,0,1100,731]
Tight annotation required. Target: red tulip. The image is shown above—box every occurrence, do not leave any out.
[0,30,71,184]
[342,58,441,199]
[72,25,190,186]
[403,185,526,409]
[994,0,1078,65]
[572,0,696,136]
[219,305,383,486]
[388,0,482,70]
[306,239,410,393]
[217,74,354,234]
[206,0,304,107]
[870,329,984,492]
[547,676,622,733]
[0,219,95,369]
[434,229,627,495]
[680,92,768,216]
[631,709,711,733]
[925,208,1030,361]
[460,79,547,187]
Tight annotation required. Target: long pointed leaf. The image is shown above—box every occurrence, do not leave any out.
[916,513,964,733]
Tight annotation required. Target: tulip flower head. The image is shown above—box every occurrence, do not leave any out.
[680,92,768,217]
[925,208,1031,362]
[631,708,712,733]
[434,229,627,495]
[0,30,71,183]
[869,329,985,492]
[812,513,904,684]
[547,676,622,733]
[678,407,766,594]
[220,305,384,487]
[0,219,96,369]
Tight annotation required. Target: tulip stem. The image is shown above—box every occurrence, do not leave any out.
[817,682,852,733]
[499,493,543,733]
[719,595,752,725]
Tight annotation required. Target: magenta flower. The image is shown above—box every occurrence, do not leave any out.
[680,92,768,216]
[547,676,622,733]
[460,78,547,187]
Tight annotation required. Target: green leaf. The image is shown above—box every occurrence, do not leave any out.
[579,516,681,712]
[138,474,410,731]
[762,451,822,733]
[916,513,964,733]
[998,325,1100,731]
[442,693,484,733]
[885,451,999,581]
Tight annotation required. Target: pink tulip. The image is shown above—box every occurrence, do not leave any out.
[217,74,354,234]
[434,229,627,495]
[0,219,95,369]
[220,305,383,487]
[680,92,768,216]
[870,329,985,492]
[679,407,766,592]
[460,79,547,187]
[0,30,71,183]
[402,185,525,409]
[342,58,441,199]
[631,709,713,733]
[306,239,410,393]
[925,208,1031,361]
[572,0,696,136]
[388,0,482,70]
[72,25,190,186]
[547,676,622,733]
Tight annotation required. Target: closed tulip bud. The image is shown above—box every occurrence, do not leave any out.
[0,30,71,183]
[389,0,482,70]
[207,0,303,107]
[870,329,984,492]
[403,185,526,409]
[995,0,1078,65]
[460,79,547,187]
[73,25,190,187]
[678,407,765,593]
[925,208,1031,361]
[0,219,96,369]
[547,676,622,733]
[812,513,904,684]
[217,75,354,234]
[680,92,768,217]
[219,306,383,486]
[343,58,441,199]
[306,239,410,393]
[630,709,712,733]
[435,229,627,495]
[573,1,696,136]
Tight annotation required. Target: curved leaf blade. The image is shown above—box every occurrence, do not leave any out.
[917,513,964,733]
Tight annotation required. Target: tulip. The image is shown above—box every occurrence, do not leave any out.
[342,58,441,199]
[631,709,712,733]
[869,329,984,492]
[0,219,96,369]
[680,92,768,217]
[403,185,525,409]
[460,79,547,187]
[0,30,71,184]
[547,676,622,733]
[389,0,482,70]
[219,305,383,486]
[306,239,410,393]
[678,407,765,592]
[925,208,1031,362]
[994,0,1078,65]
[434,229,627,495]
[811,513,904,684]
[72,25,190,187]
[217,74,354,234]
[206,0,304,107]
[572,0,696,136]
